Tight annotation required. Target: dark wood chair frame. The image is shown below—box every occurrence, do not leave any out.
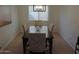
[75,36,79,54]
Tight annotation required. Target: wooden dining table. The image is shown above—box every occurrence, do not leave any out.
[22,26,53,54]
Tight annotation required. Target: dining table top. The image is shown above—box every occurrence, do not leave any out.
[24,26,49,38]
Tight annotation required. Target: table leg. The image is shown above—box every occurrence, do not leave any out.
[49,37,52,54]
[23,37,28,54]
[23,38,26,54]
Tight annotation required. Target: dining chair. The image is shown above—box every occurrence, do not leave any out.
[22,24,26,35]
[75,36,79,54]
[27,33,49,54]
[22,24,29,53]
[49,24,54,33]
[47,24,54,53]
[48,24,54,39]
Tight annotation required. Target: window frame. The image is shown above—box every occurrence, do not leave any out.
[28,6,48,21]
[33,5,46,12]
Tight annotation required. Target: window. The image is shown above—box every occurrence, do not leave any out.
[28,6,48,21]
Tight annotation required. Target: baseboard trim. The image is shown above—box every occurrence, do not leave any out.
[64,39,75,50]
[59,33,75,51]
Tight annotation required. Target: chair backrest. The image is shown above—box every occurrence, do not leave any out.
[77,36,79,45]
[22,24,25,32]
[49,24,54,33]
[22,24,26,35]
[28,33,46,52]
[48,24,54,38]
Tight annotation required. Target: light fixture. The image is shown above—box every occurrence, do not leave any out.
[33,5,46,31]
[33,5,46,12]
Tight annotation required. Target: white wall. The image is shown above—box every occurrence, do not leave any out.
[59,6,79,49]
[0,6,19,48]
[48,6,60,32]
[17,5,29,30]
